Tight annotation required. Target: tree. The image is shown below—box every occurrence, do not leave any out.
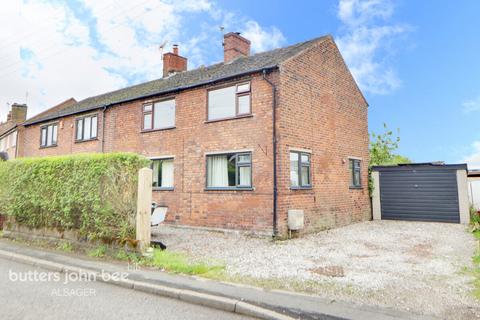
[370,123,411,166]
[369,123,411,195]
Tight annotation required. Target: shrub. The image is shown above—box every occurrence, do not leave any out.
[0,153,150,243]
[470,206,480,233]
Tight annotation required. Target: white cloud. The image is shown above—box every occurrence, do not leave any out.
[463,96,480,113]
[0,0,285,122]
[336,0,410,95]
[462,141,480,169]
[241,21,285,53]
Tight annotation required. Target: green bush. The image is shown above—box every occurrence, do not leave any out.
[0,153,150,243]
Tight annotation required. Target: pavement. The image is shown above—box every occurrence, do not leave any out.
[0,239,438,320]
[0,257,253,320]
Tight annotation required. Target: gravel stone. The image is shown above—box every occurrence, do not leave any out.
[153,221,480,319]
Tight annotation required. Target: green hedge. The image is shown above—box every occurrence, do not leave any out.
[0,153,150,243]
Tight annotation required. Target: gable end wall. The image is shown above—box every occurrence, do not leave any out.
[277,37,371,234]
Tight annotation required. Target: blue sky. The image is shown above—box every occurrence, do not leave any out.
[0,0,479,167]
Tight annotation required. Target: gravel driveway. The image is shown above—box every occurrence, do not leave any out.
[153,221,479,319]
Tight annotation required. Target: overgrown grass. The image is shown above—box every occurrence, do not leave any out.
[87,245,107,258]
[56,241,73,253]
[142,248,224,276]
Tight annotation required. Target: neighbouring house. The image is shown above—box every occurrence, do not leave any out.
[17,33,370,236]
[0,103,27,160]
[468,169,480,210]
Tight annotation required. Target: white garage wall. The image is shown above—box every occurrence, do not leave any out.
[468,177,480,210]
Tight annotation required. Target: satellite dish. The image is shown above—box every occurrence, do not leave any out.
[151,206,167,226]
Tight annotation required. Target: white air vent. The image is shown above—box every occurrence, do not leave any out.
[288,210,304,231]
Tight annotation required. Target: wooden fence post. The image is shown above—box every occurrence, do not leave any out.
[136,167,152,252]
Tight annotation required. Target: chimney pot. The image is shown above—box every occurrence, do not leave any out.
[223,32,251,63]
[173,44,179,56]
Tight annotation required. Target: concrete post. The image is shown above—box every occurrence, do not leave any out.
[371,171,381,220]
[457,169,470,225]
[136,167,152,252]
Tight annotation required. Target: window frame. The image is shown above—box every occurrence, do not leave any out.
[206,81,252,122]
[290,151,312,189]
[75,114,98,143]
[205,151,253,191]
[349,158,362,189]
[40,122,58,148]
[142,97,176,132]
[150,157,175,191]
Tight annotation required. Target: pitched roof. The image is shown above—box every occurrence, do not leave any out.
[24,35,331,126]
[25,98,77,125]
[0,122,16,138]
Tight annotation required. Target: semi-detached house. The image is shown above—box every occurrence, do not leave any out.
[16,32,370,236]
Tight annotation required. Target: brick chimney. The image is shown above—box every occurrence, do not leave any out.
[163,44,187,77]
[10,103,27,124]
[223,32,250,63]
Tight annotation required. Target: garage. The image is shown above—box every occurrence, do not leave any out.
[371,163,469,224]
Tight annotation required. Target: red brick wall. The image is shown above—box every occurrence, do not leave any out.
[20,111,103,157]
[276,37,371,234]
[100,73,274,232]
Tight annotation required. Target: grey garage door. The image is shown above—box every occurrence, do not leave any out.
[379,167,460,223]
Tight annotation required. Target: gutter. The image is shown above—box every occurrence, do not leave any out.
[23,66,279,127]
[262,69,278,238]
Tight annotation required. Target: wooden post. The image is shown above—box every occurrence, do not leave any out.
[136,167,152,252]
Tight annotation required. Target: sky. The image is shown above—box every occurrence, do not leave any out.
[0,0,479,168]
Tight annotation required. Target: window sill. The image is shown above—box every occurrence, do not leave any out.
[141,126,176,133]
[153,187,174,191]
[205,114,253,124]
[40,144,57,149]
[290,186,312,190]
[205,187,254,191]
[349,186,363,190]
[75,138,98,144]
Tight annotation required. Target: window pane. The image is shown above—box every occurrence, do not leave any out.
[238,94,250,115]
[353,170,361,186]
[301,165,310,186]
[41,128,47,146]
[84,117,91,140]
[236,83,250,93]
[143,114,152,130]
[290,152,299,187]
[152,160,160,187]
[144,104,152,112]
[76,119,83,140]
[208,86,236,120]
[238,166,251,186]
[207,155,229,187]
[47,125,53,146]
[91,116,97,138]
[161,159,174,188]
[301,154,310,164]
[52,125,58,144]
[154,99,175,129]
[238,153,251,163]
[227,155,236,186]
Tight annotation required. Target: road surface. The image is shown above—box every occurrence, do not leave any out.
[0,257,254,320]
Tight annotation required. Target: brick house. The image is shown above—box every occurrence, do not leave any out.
[17,33,370,236]
[0,103,27,160]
